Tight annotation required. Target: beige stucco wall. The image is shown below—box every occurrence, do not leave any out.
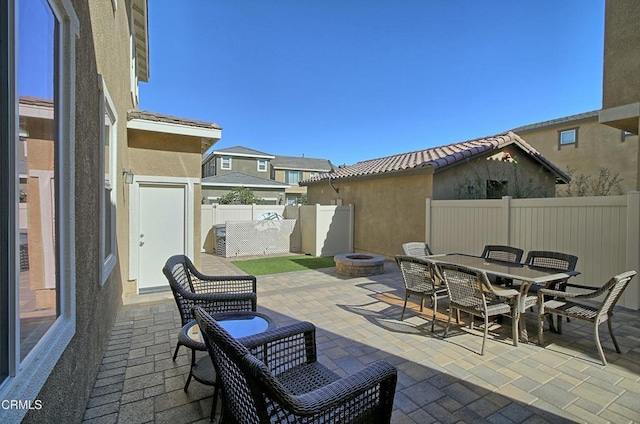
[88,0,136,295]
[516,119,638,194]
[603,0,640,109]
[433,146,557,200]
[306,170,434,258]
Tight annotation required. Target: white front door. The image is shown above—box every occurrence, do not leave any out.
[138,184,186,292]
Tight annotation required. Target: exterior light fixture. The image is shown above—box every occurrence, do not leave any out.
[123,169,134,184]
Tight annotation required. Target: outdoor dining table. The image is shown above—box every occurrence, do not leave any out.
[426,253,580,342]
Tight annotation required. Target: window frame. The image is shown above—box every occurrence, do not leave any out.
[286,170,303,185]
[0,1,78,420]
[558,127,578,148]
[98,75,117,285]
[220,156,232,170]
[256,158,267,172]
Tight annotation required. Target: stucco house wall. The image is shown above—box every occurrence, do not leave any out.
[307,171,434,257]
[216,155,269,177]
[433,145,558,199]
[603,0,640,110]
[515,118,638,195]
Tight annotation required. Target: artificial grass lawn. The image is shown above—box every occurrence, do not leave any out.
[231,255,335,276]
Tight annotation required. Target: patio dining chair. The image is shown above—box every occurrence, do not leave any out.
[163,254,257,389]
[437,263,520,355]
[481,244,524,287]
[537,270,636,365]
[523,250,579,332]
[402,242,434,258]
[395,255,448,331]
[193,307,398,424]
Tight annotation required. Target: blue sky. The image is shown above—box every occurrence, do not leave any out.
[140,1,605,166]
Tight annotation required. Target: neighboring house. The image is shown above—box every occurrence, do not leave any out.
[201,146,290,204]
[200,146,333,204]
[2,1,221,422]
[301,131,568,257]
[271,155,334,204]
[512,110,639,195]
[202,172,290,204]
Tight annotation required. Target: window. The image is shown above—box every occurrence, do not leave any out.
[221,156,232,170]
[1,0,78,415]
[257,159,267,172]
[486,180,508,199]
[99,76,117,284]
[286,170,303,184]
[286,196,300,205]
[558,128,578,147]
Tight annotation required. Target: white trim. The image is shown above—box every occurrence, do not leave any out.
[127,118,222,139]
[18,103,54,119]
[212,151,275,159]
[128,175,197,283]
[98,75,117,285]
[202,182,290,189]
[273,166,331,172]
[220,156,232,170]
[257,158,268,172]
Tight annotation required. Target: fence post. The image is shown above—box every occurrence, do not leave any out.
[626,191,640,310]
[348,203,354,253]
[502,196,511,246]
[425,198,432,246]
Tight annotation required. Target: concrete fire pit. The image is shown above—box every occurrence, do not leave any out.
[334,253,386,277]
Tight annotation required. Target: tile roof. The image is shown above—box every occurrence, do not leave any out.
[212,146,274,157]
[302,131,569,184]
[202,172,290,188]
[19,96,54,108]
[127,110,222,130]
[511,110,599,133]
[271,155,334,171]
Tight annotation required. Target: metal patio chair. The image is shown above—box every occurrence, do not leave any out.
[438,263,520,355]
[402,242,434,258]
[537,270,636,365]
[524,250,579,332]
[481,244,524,287]
[193,307,398,423]
[395,255,448,331]
[163,254,257,390]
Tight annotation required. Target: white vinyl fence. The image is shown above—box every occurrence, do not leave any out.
[201,204,353,258]
[426,192,640,310]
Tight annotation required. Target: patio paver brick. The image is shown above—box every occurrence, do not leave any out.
[82,254,640,423]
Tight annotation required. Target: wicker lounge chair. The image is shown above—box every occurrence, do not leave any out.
[193,307,398,423]
[438,263,520,355]
[401,242,434,258]
[537,270,636,365]
[395,255,448,331]
[163,254,257,390]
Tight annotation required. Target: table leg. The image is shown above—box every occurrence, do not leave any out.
[518,282,530,343]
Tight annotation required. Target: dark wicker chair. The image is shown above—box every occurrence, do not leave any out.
[437,263,520,355]
[537,270,636,365]
[193,307,398,424]
[395,255,448,331]
[523,250,579,332]
[481,245,524,263]
[401,242,434,258]
[481,245,524,287]
[163,254,257,389]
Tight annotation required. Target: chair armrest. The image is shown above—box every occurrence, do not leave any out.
[538,286,600,300]
[181,290,256,304]
[492,288,519,298]
[287,361,398,416]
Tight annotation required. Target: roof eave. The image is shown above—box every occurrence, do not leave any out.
[132,0,150,82]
